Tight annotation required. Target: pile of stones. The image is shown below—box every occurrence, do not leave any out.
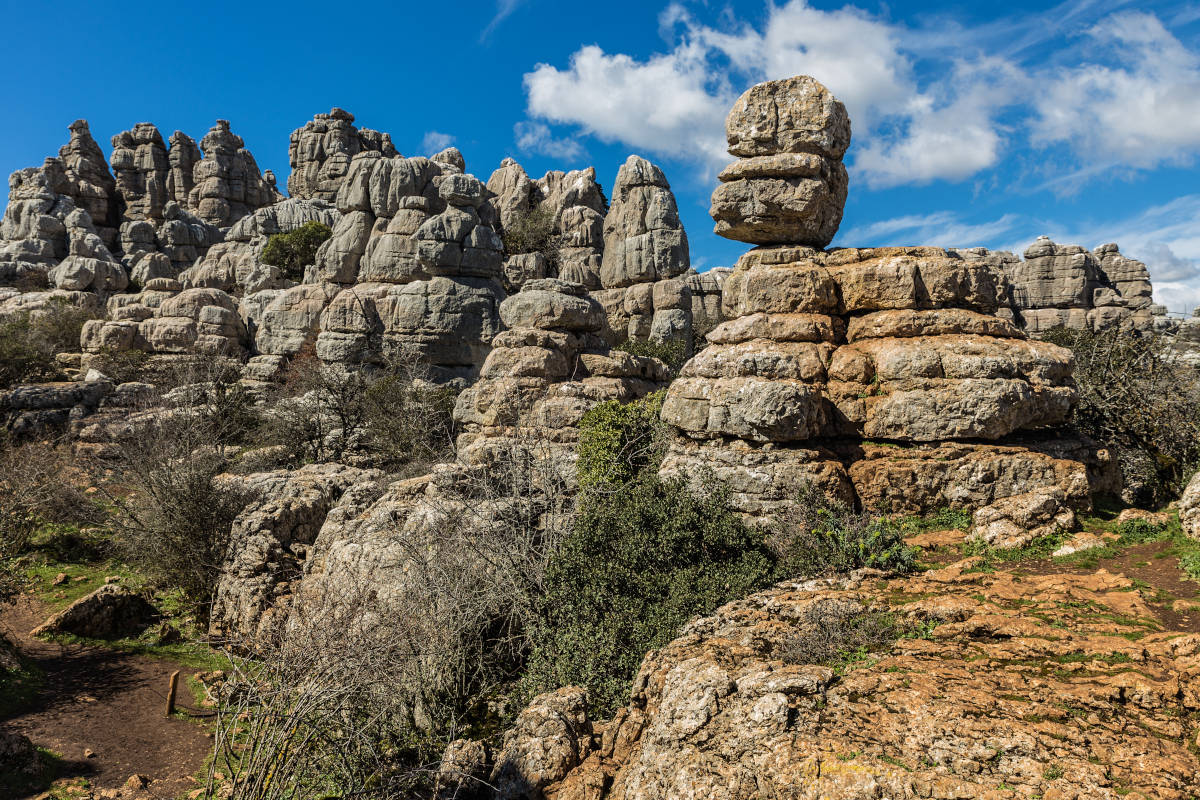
[659,76,1094,534]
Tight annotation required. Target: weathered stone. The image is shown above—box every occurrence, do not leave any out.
[1181,470,1200,541]
[600,156,689,289]
[287,108,397,202]
[31,583,156,639]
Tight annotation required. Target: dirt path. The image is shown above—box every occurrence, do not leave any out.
[1,595,212,799]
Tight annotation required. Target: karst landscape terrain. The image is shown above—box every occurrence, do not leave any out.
[1,19,1200,800]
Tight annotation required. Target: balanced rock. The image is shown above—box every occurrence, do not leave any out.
[710,76,850,247]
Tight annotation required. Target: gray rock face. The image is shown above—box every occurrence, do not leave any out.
[210,463,385,639]
[1181,471,1200,541]
[181,198,340,295]
[110,123,172,223]
[30,583,157,639]
[487,158,608,291]
[189,120,283,228]
[287,108,397,202]
[600,156,689,289]
[956,238,1175,335]
[711,76,850,247]
[58,120,118,247]
[0,161,76,287]
[305,151,505,377]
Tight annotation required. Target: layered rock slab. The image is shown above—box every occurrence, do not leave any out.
[506,566,1200,800]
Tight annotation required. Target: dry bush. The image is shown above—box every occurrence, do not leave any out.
[1042,326,1200,504]
[0,299,98,388]
[104,355,259,612]
[263,346,457,472]
[209,441,576,798]
[778,599,903,668]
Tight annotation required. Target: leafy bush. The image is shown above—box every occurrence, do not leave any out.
[0,300,97,388]
[524,473,775,717]
[526,392,774,716]
[500,205,558,267]
[260,221,332,282]
[1041,326,1200,504]
[576,391,667,488]
[771,486,919,579]
[616,337,689,377]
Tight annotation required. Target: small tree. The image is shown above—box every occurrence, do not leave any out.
[1041,326,1200,504]
[501,206,559,266]
[260,221,332,282]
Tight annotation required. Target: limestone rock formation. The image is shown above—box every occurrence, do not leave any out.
[957,239,1174,335]
[110,123,172,223]
[454,278,668,460]
[82,284,247,356]
[685,266,731,340]
[181,198,340,295]
[710,76,850,248]
[58,120,118,246]
[592,156,693,348]
[660,78,1089,526]
[503,565,1200,800]
[487,158,608,291]
[287,108,397,202]
[660,245,1085,521]
[210,463,384,639]
[31,583,156,639]
[306,152,506,379]
[188,119,283,228]
[1181,470,1200,541]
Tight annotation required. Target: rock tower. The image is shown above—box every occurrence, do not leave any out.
[660,76,1092,530]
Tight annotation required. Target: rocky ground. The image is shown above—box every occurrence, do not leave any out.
[480,516,1200,800]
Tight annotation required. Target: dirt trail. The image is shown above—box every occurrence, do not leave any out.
[0,595,212,799]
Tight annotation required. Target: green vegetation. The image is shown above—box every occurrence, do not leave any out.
[500,205,559,271]
[616,337,690,377]
[259,220,332,282]
[0,299,97,388]
[1042,326,1200,505]
[576,390,666,488]
[772,486,920,578]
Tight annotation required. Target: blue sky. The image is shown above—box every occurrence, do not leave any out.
[4,0,1200,312]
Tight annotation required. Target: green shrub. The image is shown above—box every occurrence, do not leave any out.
[500,205,558,267]
[576,391,666,488]
[260,221,333,282]
[524,473,775,717]
[771,486,919,579]
[616,337,689,377]
[1041,326,1200,504]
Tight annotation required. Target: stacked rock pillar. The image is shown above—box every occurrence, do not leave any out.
[660,76,1093,536]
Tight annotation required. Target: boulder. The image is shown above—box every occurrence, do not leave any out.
[31,584,157,639]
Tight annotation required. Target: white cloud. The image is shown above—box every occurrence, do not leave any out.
[839,211,1022,248]
[519,2,1200,191]
[524,42,728,169]
[421,131,455,154]
[1031,12,1200,169]
[513,121,585,161]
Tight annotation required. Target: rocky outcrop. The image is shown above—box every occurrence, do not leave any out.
[592,156,693,349]
[210,463,384,640]
[501,564,1200,800]
[1181,470,1200,541]
[308,154,505,379]
[453,278,668,461]
[659,77,1089,527]
[488,159,609,291]
[956,239,1175,335]
[686,266,730,340]
[188,119,282,228]
[58,120,119,246]
[710,76,850,248]
[31,583,157,640]
[287,108,397,202]
[181,198,340,295]
[82,284,247,356]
